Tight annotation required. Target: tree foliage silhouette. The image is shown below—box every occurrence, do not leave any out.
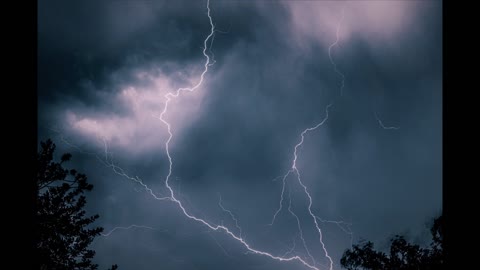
[35,139,117,270]
[340,215,444,270]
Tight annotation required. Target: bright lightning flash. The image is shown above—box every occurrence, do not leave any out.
[148,1,329,269]
[59,1,354,269]
[328,6,346,97]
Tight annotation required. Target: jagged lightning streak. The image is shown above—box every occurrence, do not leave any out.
[50,130,172,201]
[267,4,351,269]
[328,6,346,96]
[315,216,353,245]
[100,138,172,201]
[156,0,215,192]
[208,25,231,67]
[374,112,399,130]
[270,104,334,270]
[282,237,297,257]
[270,3,346,227]
[48,127,99,157]
[287,189,317,267]
[270,169,292,226]
[218,194,243,238]
[292,104,335,270]
[101,225,160,237]
[150,1,326,269]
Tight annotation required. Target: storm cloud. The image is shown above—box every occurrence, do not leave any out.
[38,0,442,269]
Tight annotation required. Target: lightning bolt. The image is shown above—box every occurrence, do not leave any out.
[269,3,352,269]
[316,216,353,247]
[267,103,335,270]
[270,169,290,226]
[328,5,346,96]
[48,127,98,156]
[292,104,335,270]
[374,112,400,130]
[287,189,318,267]
[99,138,172,201]
[100,225,160,237]
[218,194,243,238]
[49,130,172,201]
[156,0,215,197]
[282,237,297,257]
[148,1,336,269]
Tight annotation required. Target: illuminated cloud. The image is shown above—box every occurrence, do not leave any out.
[64,64,208,155]
[285,1,424,49]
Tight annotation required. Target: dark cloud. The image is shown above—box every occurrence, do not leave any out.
[38,0,442,269]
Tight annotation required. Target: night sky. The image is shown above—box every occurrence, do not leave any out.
[37,0,442,269]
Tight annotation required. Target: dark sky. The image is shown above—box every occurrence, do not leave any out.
[37,0,442,269]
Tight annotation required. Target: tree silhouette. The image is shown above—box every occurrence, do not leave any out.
[35,139,117,270]
[340,215,444,270]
